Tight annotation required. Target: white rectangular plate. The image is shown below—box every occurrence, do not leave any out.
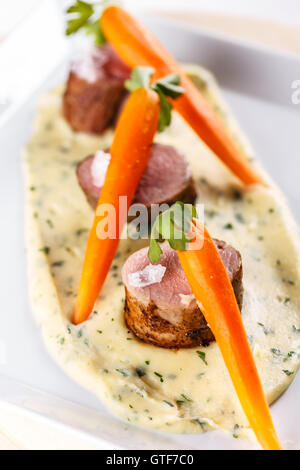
[0,15,300,450]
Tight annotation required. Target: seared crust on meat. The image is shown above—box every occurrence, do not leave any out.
[63,72,127,134]
[124,288,215,348]
[123,241,243,349]
[63,45,130,134]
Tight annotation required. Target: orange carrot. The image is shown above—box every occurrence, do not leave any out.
[177,221,281,450]
[73,88,160,324]
[101,6,264,187]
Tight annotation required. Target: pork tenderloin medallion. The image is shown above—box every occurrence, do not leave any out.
[76,143,197,213]
[122,241,243,348]
[63,44,131,134]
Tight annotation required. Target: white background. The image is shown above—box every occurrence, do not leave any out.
[129,0,300,25]
[1,0,300,37]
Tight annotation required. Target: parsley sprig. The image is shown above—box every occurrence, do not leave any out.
[65,0,108,45]
[125,66,185,132]
[148,202,197,263]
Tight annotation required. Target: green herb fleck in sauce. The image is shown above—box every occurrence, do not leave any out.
[271,348,281,357]
[233,424,240,439]
[283,370,294,376]
[154,372,164,383]
[76,228,89,237]
[116,368,130,377]
[235,213,245,224]
[39,246,50,255]
[258,322,274,336]
[46,219,54,228]
[176,394,193,406]
[136,367,146,378]
[196,351,208,365]
[163,400,174,408]
[51,261,65,268]
[192,419,207,431]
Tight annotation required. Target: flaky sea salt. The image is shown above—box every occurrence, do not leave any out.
[91,151,111,188]
[71,47,106,83]
[128,264,166,288]
[179,294,195,306]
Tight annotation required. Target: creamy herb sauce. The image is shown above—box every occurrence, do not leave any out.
[25,65,300,441]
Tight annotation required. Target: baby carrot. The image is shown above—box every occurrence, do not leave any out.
[101,6,264,187]
[73,87,160,324]
[177,221,281,450]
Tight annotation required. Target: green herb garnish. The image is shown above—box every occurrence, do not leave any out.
[65,0,107,45]
[148,202,197,263]
[125,66,185,132]
[66,0,94,35]
[125,66,154,91]
[85,19,106,45]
